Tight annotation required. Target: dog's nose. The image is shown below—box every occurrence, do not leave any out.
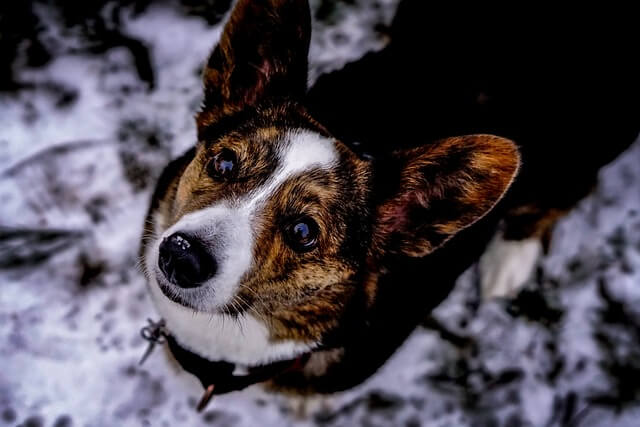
[158,232,216,288]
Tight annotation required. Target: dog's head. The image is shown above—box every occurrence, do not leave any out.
[142,0,520,367]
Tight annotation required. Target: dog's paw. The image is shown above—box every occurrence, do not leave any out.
[479,233,542,300]
[288,394,333,420]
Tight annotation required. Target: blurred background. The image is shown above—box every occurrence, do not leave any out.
[1,1,640,426]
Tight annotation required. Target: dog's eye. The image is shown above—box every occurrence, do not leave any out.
[284,217,319,252]
[208,148,237,180]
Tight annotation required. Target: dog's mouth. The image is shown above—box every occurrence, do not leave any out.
[154,273,203,310]
[154,272,249,319]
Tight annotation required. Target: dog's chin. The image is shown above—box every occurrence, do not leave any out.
[148,272,317,365]
[151,269,222,313]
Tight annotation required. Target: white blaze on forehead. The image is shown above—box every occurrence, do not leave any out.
[145,130,337,364]
[243,129,338,212]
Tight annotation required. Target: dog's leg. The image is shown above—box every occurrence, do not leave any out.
[479,231,542,299]
[480,205,570,299]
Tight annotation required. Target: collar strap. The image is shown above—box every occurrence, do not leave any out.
[166,335,309,411]
[139,318,309,411]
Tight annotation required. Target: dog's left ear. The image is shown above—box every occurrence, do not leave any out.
[198,0,311,122]
[372,135,520,257]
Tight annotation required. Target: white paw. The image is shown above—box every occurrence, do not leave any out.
[287,395,333,419]
[479,233,542,300]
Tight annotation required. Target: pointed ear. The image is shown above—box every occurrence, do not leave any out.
[198,0,311,121]
[373,135,520,257]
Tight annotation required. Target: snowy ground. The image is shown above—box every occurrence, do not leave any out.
[1,1,639,426]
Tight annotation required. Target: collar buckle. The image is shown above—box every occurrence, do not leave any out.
[138,318,167,365]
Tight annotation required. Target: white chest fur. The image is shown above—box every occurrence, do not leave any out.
[148,280,316,366]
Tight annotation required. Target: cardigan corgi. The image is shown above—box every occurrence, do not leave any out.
[140,0,640,403]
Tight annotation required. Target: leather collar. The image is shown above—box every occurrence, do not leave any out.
[140,318,308,411]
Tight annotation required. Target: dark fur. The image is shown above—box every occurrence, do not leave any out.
[308,3,640,241]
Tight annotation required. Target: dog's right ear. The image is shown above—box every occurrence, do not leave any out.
[197,0,311,127]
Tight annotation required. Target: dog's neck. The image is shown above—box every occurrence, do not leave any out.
[140,318,309,411]
[165,334,308,411]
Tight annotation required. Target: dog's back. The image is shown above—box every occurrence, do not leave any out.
[309,3,639,209]
[306,2,640,299]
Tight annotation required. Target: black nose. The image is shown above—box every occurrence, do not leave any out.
[158,233,216,289]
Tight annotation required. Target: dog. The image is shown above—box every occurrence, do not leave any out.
[140,0,640,404]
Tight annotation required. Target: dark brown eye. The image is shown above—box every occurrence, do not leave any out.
[284,217,319,252]
[208,148,237,180]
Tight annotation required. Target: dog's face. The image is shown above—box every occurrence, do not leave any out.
[142,0,520,367]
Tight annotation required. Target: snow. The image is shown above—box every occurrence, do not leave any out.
[1,1,639,426]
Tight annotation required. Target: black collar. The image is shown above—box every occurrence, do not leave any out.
[140,318,308,411]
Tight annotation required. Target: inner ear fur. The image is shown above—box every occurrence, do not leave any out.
[197,0,311,128]
[373,134,521,258]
